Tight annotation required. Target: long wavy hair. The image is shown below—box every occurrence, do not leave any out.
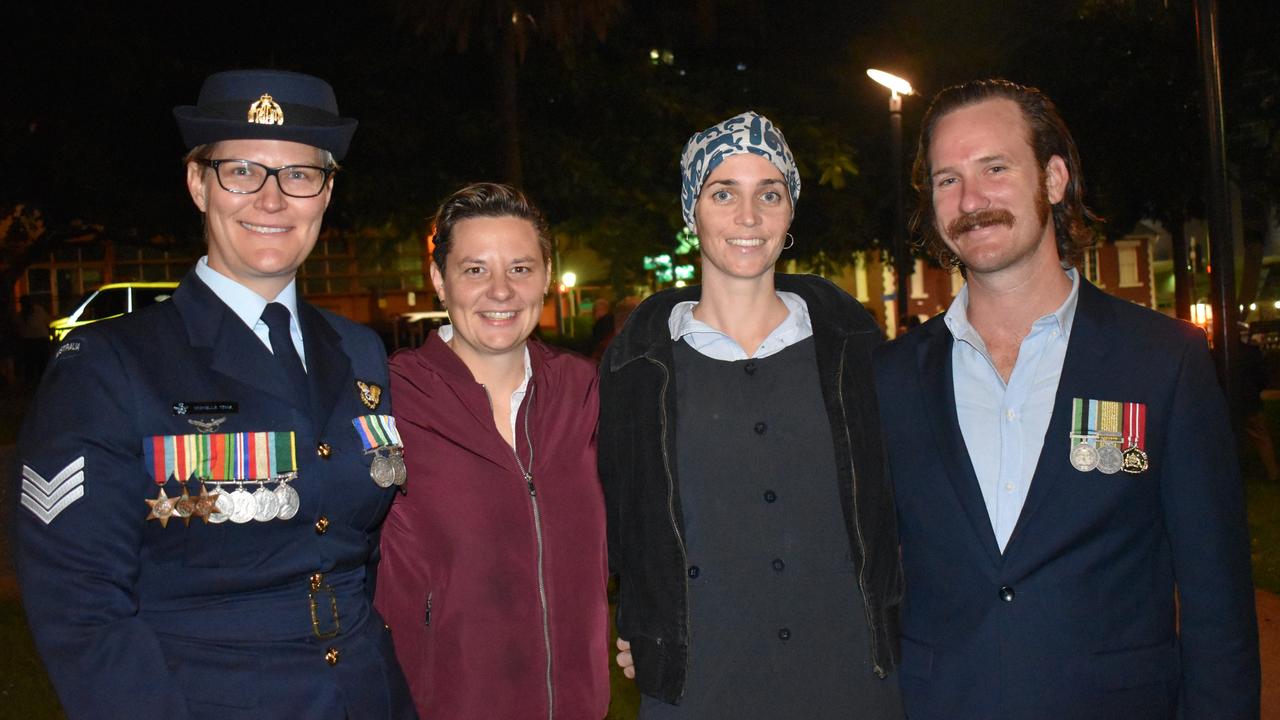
[910,79,1100,269]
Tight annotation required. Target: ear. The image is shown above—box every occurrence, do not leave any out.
[320,175,335,210]
[429,262,447,307]
[186,162,210,213]
[1044,155,1069,205]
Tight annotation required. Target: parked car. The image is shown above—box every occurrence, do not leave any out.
[49,282,179,341]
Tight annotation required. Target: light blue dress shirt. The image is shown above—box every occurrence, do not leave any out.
[194,256,307,369]
[945,269,1080,552]
[668,291,813,360]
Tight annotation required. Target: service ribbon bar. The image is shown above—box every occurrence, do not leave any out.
[144,431,296,483]
[353,415,402,451]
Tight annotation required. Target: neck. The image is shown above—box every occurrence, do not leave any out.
[450,340,527,394]
[965,260,1072,340]
[693,273,788,355]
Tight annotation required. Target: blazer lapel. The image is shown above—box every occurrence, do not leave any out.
[173,272,304,410]
[298,302,352,430]
[1003,280,1114,556]
[917,321,1004,566]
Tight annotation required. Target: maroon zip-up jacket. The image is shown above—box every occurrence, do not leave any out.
[375,332,608,719]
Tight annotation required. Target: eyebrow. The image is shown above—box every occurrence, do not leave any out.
[457,255,540,265]
[703,177,787,190]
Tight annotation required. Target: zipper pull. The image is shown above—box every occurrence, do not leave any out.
[525,473,536,496]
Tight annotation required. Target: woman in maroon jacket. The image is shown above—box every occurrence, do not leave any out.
[374,183,608,719]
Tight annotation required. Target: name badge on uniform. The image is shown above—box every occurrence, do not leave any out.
[143,431,299,527]
[353,415,406,489]
[1069,398,1148,475]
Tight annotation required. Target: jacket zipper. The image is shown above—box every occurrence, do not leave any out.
[484,383,555,718]
[836,343,885,678]
[645,355,691,699]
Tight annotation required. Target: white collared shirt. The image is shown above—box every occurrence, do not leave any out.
[438,325,533,441]
[668,291,813,361]
[946,268,1081,552]
[194,256,307,369]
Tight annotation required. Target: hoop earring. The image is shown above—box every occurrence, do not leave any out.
[782,233,795,250]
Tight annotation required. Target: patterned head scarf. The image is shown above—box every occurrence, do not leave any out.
[679,111,800,232]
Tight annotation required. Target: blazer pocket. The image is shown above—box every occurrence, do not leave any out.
[162,636,262,709]
[898,635,934,680]
[1090,639,1178,691]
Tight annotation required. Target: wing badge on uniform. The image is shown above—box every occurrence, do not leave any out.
[356,380,382,410]
[20,457,86,525]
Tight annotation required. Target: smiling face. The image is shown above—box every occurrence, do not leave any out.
[692,153,792,287]
[927,98,1067,279]
[430,215,550,366]
[186,139,332,299]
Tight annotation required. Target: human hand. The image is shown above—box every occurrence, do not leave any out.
[615,636,635,679]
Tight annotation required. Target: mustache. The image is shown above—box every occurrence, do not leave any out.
[946,208,1016,240]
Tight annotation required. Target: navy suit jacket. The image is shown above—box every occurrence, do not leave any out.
[874,279,1259,719]
[14,271,414,719]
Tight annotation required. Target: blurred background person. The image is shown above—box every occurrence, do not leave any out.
[602,111,903,719]
[375,183,608,720]
[13,69,414,719]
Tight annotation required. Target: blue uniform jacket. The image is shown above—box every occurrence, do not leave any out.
[874,279,1259,719]
[13,271,415,719]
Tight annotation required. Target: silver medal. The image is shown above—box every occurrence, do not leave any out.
[1069,442,1098,472]
[209,487,234,524]
[229,488,257,524]
[252,486,280,522]
[274,483,300,520]
[370,454,396,488]
[1096,443,1124,475]
[390,450,407,486]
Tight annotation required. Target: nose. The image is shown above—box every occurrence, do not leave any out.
[486,272,514,300]
[254,175,288,212]
[958,177,989,215]
[735,198,761,227]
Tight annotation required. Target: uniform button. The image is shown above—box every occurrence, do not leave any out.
[317,442,332,459]
[310,573,324,591]
[314,516,330,535]
[754,422,767,435]
[998,586,1015,602]
[778,628,791,641]
[771,558,785,572]
[687,565,700,579]
[325,647,340,666]
[744,361,757,375]
[763,490,777,503]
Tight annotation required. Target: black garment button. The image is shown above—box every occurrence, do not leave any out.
[754,422,768,435]
[998,586,1015,602]
[763,490,777,503]
[778,628,791,641]
[688,565,700,579]
[744,361,757,375]
[771,558,785,572]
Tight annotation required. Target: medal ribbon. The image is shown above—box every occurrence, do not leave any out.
[144,431,297,483]
[1096,400,1122,442]
[1071,398,1095,441]
[353,415,403,451]
[1123,401,1146,451]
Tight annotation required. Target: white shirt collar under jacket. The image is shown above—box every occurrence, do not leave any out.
[195,256,306,367]
[668,291,813,362]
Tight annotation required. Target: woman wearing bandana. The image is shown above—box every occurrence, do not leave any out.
[601,112,905,718]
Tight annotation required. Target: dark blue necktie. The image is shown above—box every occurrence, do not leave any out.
[261,302,309,404]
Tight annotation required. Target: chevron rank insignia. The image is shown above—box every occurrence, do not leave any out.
[20,457,86,524]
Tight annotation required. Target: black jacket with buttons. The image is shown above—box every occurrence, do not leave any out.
[598,273,903,704]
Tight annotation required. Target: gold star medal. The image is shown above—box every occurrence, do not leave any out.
[145,487,176,528]
[191,484,221,524]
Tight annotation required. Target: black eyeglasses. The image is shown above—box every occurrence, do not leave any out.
[199,159,335,198]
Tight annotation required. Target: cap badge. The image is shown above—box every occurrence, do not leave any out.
[247,93,285,125]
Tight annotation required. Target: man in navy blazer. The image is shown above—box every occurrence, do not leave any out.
[875,79,1259,719]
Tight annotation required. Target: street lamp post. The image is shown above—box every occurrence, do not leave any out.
[867,69,914,333]
[562,271,578,338]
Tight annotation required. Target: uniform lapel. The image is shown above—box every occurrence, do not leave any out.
[1003,280,1113,557]
[917,321,1004,566]
[297,302,351,430]
[173,272,303,410]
